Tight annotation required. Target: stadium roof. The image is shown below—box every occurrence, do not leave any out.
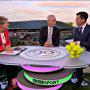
[9,20,74,30]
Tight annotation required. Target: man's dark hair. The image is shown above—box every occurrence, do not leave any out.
[76,11,88,22]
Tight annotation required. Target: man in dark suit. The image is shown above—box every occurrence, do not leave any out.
[74,12,90,51]
[71,11,90,87]
[39,15,60,47]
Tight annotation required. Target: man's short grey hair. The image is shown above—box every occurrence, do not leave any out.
[47,15,56,21]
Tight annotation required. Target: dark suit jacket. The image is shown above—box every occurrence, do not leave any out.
[39,26,60,47]
[74,24,90,51]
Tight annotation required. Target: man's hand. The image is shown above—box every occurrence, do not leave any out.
[74,41,80,45]
[44,41,53,47]
[35,42,40,46]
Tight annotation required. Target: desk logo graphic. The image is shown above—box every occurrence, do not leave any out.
[33,78,59,85]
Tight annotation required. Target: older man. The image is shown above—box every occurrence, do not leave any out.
[39,15,60,47]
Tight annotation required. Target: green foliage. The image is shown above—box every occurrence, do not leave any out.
[11,36,21,47]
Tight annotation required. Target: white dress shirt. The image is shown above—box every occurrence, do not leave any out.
[0,33,6,46]
[78,23,87,45]
[81,23,87,34]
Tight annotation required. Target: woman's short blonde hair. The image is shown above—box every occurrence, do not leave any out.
[0,16,8,25]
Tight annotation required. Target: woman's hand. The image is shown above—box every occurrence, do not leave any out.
[4,46,13,52]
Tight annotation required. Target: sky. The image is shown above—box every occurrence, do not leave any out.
[0,0,90,24]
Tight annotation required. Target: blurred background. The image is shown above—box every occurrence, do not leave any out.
[0,0,90,46]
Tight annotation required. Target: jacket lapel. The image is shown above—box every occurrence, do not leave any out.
[45,26,48,41]
[52,27,56,42]
[81,24,88,37]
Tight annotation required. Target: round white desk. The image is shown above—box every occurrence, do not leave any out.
[0,46,89,68]
[0,46,90,90]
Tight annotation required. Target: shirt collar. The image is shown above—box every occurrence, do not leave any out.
[48,26,53,29]
[81,23,87,29]
[77,23,87,28]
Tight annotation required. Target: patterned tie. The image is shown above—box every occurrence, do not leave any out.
[79,27,82,35]
[47,28,53,43]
